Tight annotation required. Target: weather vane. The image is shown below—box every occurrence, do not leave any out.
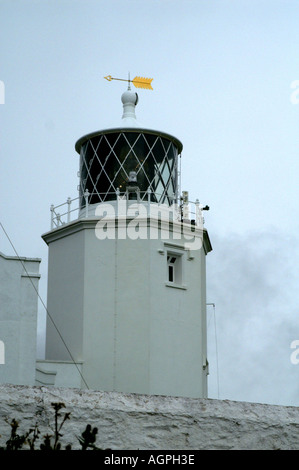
[104,73,153,90]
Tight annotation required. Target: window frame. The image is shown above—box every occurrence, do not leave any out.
[165,246,186,289]
[167,255,178,284]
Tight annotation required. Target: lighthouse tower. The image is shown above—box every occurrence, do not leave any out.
[40,86,212,398]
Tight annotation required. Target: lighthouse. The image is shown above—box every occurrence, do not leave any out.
[39,83,212,398]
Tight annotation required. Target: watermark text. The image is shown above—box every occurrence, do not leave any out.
[290,80,299,105]
[0,340,5,364]
[94,201,204,251]
[0,80,4,104]
[290,340,299,364]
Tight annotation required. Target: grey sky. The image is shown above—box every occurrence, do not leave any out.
[0,0,299,406]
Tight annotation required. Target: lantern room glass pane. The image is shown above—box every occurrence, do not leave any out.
[79,131,179,208]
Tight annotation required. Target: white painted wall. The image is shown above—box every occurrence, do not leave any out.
[43,215,210,398]
[36,359,82,387]
[0,252,40,385]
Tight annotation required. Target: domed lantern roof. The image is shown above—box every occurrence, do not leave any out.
[75,80,183,209]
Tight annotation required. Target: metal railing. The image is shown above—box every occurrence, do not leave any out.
[49,189,207,230]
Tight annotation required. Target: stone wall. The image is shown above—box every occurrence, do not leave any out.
[0,384,299,450]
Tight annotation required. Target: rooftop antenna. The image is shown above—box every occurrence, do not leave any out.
[104,74,154,90]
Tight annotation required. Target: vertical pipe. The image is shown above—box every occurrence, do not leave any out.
[50,205,54,230]
[84,190,89,218]
[195,199,200,226]
[67,197,71,223]
[147,187,151,216]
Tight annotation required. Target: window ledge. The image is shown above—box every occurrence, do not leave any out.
[165,282,187,290]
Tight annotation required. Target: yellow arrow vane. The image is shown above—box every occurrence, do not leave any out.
[104,75,153,90]
[132,76,153,90]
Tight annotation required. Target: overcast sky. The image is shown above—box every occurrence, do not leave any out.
[1,0,299,407]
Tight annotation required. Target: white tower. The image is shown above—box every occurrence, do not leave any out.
[41,87,212,398]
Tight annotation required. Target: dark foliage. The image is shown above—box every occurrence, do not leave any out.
[0,402,100,450]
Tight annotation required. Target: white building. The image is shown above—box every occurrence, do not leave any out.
[37,87,212,398]
[0,251,40,386]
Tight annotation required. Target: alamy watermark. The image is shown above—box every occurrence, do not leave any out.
[0,340,5,364]
[94,200,204,251]
[0,80,5,104]
[290,340,299,365]
[290,80,299,105]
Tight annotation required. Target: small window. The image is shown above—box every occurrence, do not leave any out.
[167,253,182,285]
[167,256,176,283]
